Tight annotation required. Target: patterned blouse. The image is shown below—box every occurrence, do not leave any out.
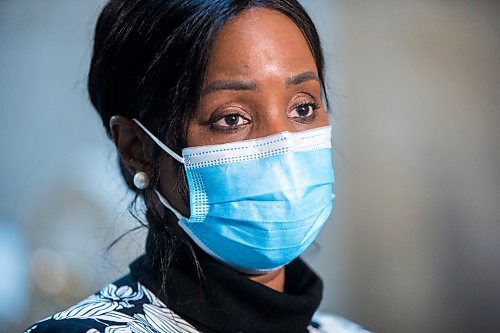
[25,281,369,333]
[25,249,370,333]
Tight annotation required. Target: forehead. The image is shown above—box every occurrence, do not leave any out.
[205,7,316,80]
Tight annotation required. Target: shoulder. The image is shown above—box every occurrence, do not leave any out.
[309,311,372,333]
[24,320,102,333]
[24,275,200,333]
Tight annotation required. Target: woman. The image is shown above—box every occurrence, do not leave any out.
[25,0,369,332]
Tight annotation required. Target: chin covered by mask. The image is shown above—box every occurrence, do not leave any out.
[134,119,335,274]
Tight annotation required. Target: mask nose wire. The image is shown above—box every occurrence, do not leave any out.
[131,118,187,221]
[132,118,185,164]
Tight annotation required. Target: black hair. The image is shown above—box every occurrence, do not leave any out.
[88,0,328,289]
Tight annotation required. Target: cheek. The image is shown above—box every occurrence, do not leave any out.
[186,121,204,147]
[316,107,331,126]
[186,119,217,147]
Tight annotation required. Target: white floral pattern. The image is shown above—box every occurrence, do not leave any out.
[51,283,142,323]
[24,325,37,333]
[25,280,368,333]
[45,282,200,333]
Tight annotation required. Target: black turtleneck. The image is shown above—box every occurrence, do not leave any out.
[129,243,323,333]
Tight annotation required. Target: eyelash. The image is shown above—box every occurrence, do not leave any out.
[208,101,321,133]
[208,111,249,133]
[289,102,320,122]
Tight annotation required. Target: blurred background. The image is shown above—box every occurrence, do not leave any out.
[0,0,498,332]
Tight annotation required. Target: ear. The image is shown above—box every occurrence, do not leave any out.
[109,115,153,177]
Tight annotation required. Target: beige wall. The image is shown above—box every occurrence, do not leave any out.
[304,1,500,332]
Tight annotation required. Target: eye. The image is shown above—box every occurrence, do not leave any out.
[289,103,320,119]
[211,113,250,128]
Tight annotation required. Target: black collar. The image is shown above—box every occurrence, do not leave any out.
[129,245,323,333]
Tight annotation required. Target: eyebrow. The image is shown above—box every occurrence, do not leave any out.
[202,80,257,96]
[202,71,320,96]
[286,71,320,86]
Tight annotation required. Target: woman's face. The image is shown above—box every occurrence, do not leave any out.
[157,7,329,218]
[187,7,329,147]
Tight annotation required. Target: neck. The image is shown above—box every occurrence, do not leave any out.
[248,267,285,292]
[131,254,323,332]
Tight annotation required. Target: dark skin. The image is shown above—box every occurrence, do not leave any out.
[110,8,329,292]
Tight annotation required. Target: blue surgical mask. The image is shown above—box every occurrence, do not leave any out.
[133,119,335,274]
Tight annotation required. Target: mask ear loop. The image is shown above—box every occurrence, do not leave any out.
[132,118,184,164]
[132,118,187,221]
[154,189,186,221]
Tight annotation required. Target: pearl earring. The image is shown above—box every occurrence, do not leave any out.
[133,171,150,190]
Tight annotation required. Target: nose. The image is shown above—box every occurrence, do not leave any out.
[261,119,292,136]
[253,100,296,138]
